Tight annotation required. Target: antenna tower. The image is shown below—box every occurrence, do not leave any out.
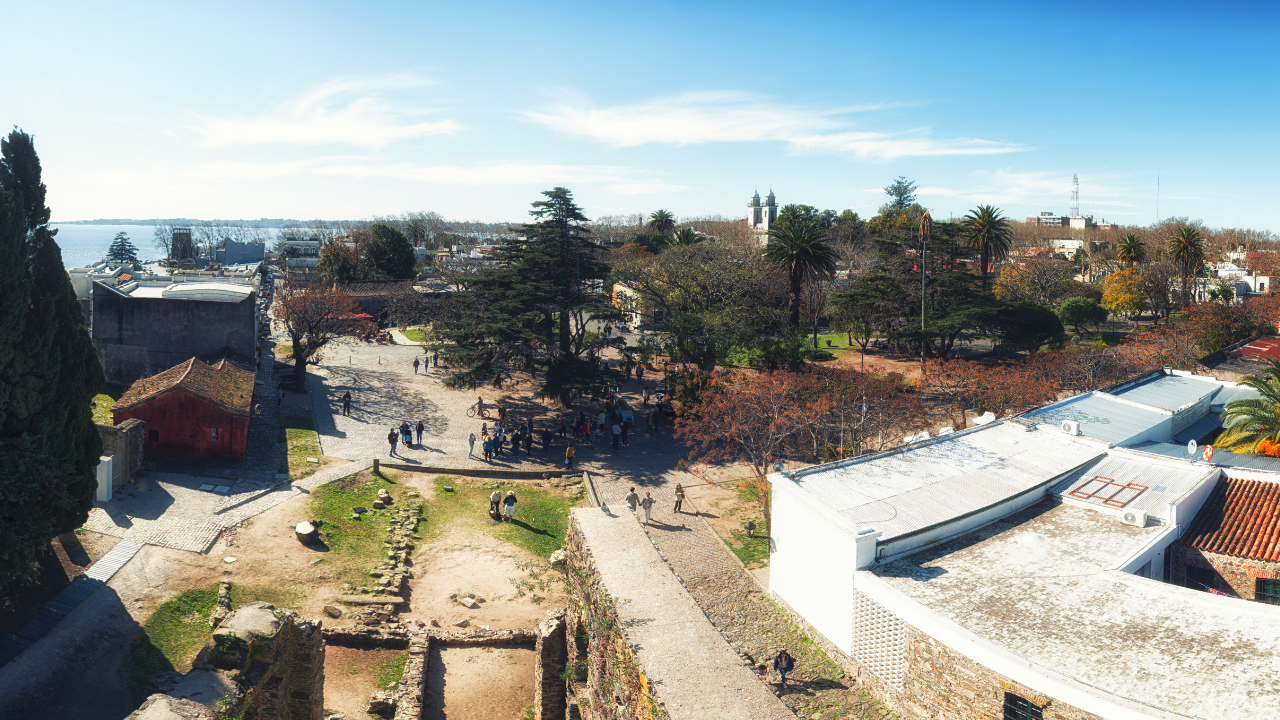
[1070,174,1080,217]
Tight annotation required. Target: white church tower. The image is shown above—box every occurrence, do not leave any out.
[747,189,778,234]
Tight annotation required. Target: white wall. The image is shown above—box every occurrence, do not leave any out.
[770,474,860,654]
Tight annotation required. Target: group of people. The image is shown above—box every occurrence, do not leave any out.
[471,417,558,463]
[387,420,427,456]
[487,488,518,521]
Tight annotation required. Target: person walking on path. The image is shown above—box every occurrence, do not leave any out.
[646,412,655,436]
[642,386,650,405]
[400,421,412,446]
[611,422,622,450]
[773,650,795,690]
[468,432,477,459]
[511,430,522,458]
[415,420,425,445]
[432,351,439,367]
[277,387,284,407]
[413,357,420,374]
[620,421,629,447]
[639,492,655,524]
[489,489,501,518]
[624,487,640,514]
[342,391,351,416]
[565,442,576,469]
[523,432,533,456]
[541,428,553,452]
[674,483,685,513]
[387,428,399,457]
[598,410,608,431]
[558,417,568,437]
[588,419,597,444]
[502,491,517,521]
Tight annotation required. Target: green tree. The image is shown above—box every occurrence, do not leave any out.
[764,222,839,347]
[1116,233,1145,267]
[989,301,1064,353]
[360,222,416,279]
[884,176,919,212]
[647,209,676,234]
[960,205,1013,289]
[316,242,360,285]
[775,204,835,230]
[672,228,703,246]
[106,232,139,266]
[1056,296,1109,333]
[1218,358,1280,454]
[0,129,105,591]
[1168,226,1204,306]
[624,232,672,254]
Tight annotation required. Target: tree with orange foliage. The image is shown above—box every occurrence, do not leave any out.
[277,278,378,385]
[925,358,1059,428]
[1243,251,1280,278]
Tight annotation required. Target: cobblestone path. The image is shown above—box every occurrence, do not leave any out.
[591,472,895,720]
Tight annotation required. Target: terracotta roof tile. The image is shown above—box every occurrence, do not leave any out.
[113,357,254,416]
[1184,476,1280,562]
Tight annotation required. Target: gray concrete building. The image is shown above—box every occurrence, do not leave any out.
[91,280,258,384]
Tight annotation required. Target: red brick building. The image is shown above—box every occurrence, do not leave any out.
[1176,474,1280,603]
[112,357,254,460]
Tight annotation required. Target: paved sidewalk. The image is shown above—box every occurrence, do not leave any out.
[572,508,792,720]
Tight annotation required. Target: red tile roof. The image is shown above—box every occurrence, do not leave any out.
[1236,337,1280,361]
[1184,476,1280,562]
[113,357,254,416]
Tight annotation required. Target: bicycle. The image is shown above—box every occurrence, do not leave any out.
[467,403,490,419]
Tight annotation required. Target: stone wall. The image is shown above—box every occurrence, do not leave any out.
[1173,542,1279,600]
[564,516,669,720]
[535,609,568,720]
[195,604,325,720]
[125,695,218,720]
[97,417,145,486]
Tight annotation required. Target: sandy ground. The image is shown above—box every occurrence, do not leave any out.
[831,348,924,379]
[402,529,566,630]
[684,479,760,544]
[424,644,536,720]
[322,644,406,718]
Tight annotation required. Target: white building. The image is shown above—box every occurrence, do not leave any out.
[747,189,778,234]
[769,368,1280,719]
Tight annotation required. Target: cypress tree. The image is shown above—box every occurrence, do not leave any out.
[360,222,416,279]
[0,129,104,590]
[106,231,139,266]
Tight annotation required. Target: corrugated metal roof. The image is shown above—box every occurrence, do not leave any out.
[1210,385,1261,415]
[1052,452,1216,517]
[1172,415,1219,444]
[1024,393,1167,444]
[791,422,1103,541]
[1129,441,1280,471]
[1108,373,1220,411]
[1184,476,1280,561]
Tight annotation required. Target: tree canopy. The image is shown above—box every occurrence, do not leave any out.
[106,232,139,266]
[360,222,416,279]
[0,129,105,591]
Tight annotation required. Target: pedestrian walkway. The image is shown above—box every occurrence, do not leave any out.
[0,540,142,668]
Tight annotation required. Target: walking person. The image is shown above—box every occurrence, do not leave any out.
[388,428,399,457]
[277,387,284,407]
[639,492,655,524]
[416,420,425,446]
[565,442,576,469]
[523,432,533,456]
[413,357,420,374]
[620,421,629,448]
[558,417,567,437]
[674,483,686,513]
[642,386,650,405]
[482,434,493,462]
[468,431,477,459]
[400,421,412,446]
[646,412,654,436]
[542,428,553,452]
[502,491,517,521]
[611,422,621,450]
[624,487,639,514]
[511,430,522,458]
[432,351,439,367]
[342,391,351,416]
[636,364,644,384]
[773,650,795,690]
[588,419,597,444]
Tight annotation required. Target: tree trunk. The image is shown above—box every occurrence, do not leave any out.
[788,269,802,338]
[559,309,571,354]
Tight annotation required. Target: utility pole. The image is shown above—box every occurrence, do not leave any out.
[919,211,931,372]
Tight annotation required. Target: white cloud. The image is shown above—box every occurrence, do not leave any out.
[173,156,644,187]
[607,182,695,195]
[187,76,461,149]
[522,91,1021,159]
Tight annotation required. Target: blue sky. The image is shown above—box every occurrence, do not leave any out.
[7,0,1278,229]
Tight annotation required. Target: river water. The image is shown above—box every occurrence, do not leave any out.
[49,225,279,268]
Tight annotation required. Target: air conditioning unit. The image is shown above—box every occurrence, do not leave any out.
[1061,420,1081,436]
[1121,510,1148,527]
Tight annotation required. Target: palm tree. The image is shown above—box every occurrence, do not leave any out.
[765,222,839,341]
[647,210,676,235]
[960,205,1013,290]
[1168,226,1204,306]
[1116,233,1146,267]
[672,228,703,246]
[1218,358,1280,454]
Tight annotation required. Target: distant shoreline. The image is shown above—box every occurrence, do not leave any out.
[53,218,324,227]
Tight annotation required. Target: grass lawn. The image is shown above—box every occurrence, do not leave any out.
[401,327,428,343]
[272,343,293,360]
[308,469,418,588]
[727,529,770,568]
[421,476,574,559]
[126,587,218,700]
[91,383,128,425]
[374,650,410,691]
[280,413,323,479]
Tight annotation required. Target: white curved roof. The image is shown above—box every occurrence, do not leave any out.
[160,282,254,302]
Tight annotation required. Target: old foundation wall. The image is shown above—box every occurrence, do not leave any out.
[1173,542,1280,600]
